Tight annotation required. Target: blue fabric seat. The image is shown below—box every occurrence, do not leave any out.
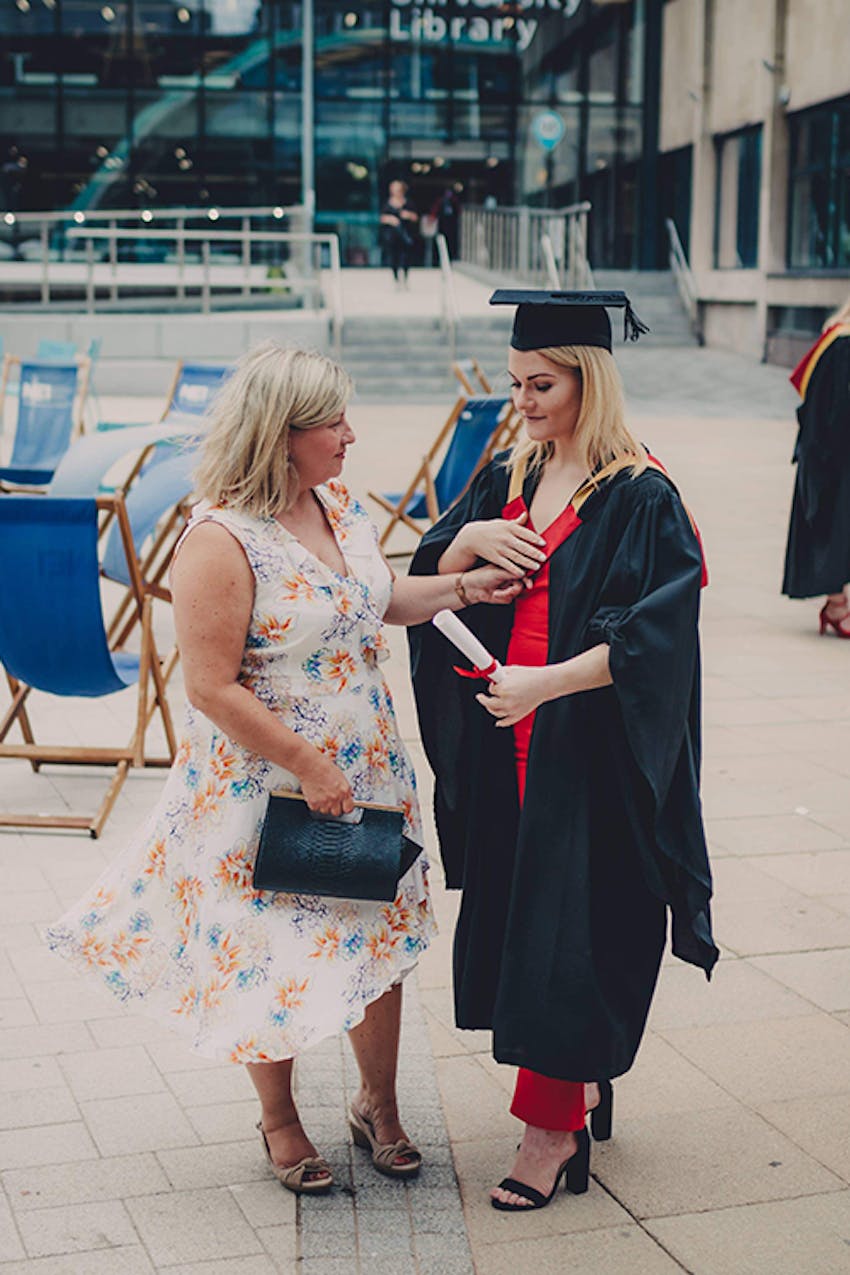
[0,357,91,489]
[368,395,516,552]
[0,495,176,837]
[49,421,202,498]
[96,361,230,435]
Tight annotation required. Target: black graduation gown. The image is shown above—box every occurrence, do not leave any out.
[783,335,850,598]
[408,458,718,1083]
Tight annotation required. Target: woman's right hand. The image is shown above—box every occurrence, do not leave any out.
[453,514,547,577]
[298,752,355,816]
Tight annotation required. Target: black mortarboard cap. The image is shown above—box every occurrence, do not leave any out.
[490,289,650,353]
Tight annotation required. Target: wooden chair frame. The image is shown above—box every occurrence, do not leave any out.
[452,357,493,396]
[106,494,193,654]
[368,395,521,554]
[0,494,177,838]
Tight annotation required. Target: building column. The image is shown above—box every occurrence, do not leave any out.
[637,0,663,268]
[688,0,715,281]
[755,0,790,357]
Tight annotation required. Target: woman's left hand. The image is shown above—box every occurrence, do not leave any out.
[476,665,551,727]
[461,564,527,606]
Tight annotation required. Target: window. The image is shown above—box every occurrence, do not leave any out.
[788,97,850,269]
[714,126,761,268]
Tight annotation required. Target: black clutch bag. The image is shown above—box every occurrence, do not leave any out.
[252,790,422,902]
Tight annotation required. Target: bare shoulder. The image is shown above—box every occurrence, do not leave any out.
[171,520,252,592]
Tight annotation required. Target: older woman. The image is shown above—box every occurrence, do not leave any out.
[48,342,521,1195]
[409,291,718,1211]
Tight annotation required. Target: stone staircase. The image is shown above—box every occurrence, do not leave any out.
[342,313,513,403]
[592,270,699,348]
[342,270,697,400]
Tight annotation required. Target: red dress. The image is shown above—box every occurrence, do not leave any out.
[502,494,587,1132]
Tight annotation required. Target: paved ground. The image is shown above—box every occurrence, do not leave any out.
[4,343,850,1274]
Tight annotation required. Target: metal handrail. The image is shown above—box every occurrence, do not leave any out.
[665,218,702,343]
[2,204,306,227]
[540,234,561,288]
[460,202,593,289]
[56,225,343,351]
[436,233,459,364]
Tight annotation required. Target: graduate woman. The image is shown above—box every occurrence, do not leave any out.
[783,296,850,632]
[409,291,718,1212]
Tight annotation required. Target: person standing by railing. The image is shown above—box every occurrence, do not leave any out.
[379,180,418,289]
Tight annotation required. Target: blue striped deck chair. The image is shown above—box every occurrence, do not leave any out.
[0,355,91,490]
[368,394,517,554]
[0,495,176,837]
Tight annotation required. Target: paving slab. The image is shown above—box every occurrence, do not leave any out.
[591,1107,843,1218]
[645,1191,850,1275]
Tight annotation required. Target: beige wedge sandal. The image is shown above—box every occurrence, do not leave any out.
[349,1105,422,1179]
[256,1122,333,1195]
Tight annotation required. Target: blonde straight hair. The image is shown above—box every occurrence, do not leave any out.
[506,344,647,483]
[824,294,850,331]
[193,342,353,518]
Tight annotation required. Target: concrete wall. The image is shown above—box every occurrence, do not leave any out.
[0,310,331,394]
[785,0,850,113]
[659,0,701,154]
[701,300,763,358]
[709,0,774,135]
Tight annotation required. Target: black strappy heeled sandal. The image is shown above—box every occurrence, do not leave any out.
[491,1126,590,1212]
[589,1079,613,1142]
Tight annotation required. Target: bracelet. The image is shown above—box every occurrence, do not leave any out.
[455,571,471,608]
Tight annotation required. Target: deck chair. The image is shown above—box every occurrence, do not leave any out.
[368,394,517,553]
[49,423,204,651]
[0,356,91,489]
[49,420,203,501]
[97,361,230,435]
[101,440,201,649]
[0,494,176,838]
[452,357,493,396]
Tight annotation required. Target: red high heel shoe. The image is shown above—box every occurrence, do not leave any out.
[819,604,850,637]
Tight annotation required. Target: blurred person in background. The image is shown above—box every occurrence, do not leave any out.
[380,179,418,289]
[783,296,850,635]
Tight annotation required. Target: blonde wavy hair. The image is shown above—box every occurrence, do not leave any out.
[193,342,353,517]
[506,344,647,483]
[824,295,850,330]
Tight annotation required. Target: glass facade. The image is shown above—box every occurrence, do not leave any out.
[0,0,656,267]
[788,95,850,270]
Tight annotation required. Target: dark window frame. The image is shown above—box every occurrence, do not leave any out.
[787,94,850,270]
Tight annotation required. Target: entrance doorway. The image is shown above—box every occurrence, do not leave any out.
[379,156,514,265]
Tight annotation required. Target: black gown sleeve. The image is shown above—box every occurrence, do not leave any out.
[794,339,850,525]
[585,479,718,974]
[407,460,510,886]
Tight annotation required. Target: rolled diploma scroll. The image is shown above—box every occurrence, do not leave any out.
[432,609,505,683]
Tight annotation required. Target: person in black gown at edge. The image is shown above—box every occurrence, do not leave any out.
[407,290,719,1212]
[783,295,850,635]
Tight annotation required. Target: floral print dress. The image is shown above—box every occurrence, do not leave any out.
[47,482,436,1063]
